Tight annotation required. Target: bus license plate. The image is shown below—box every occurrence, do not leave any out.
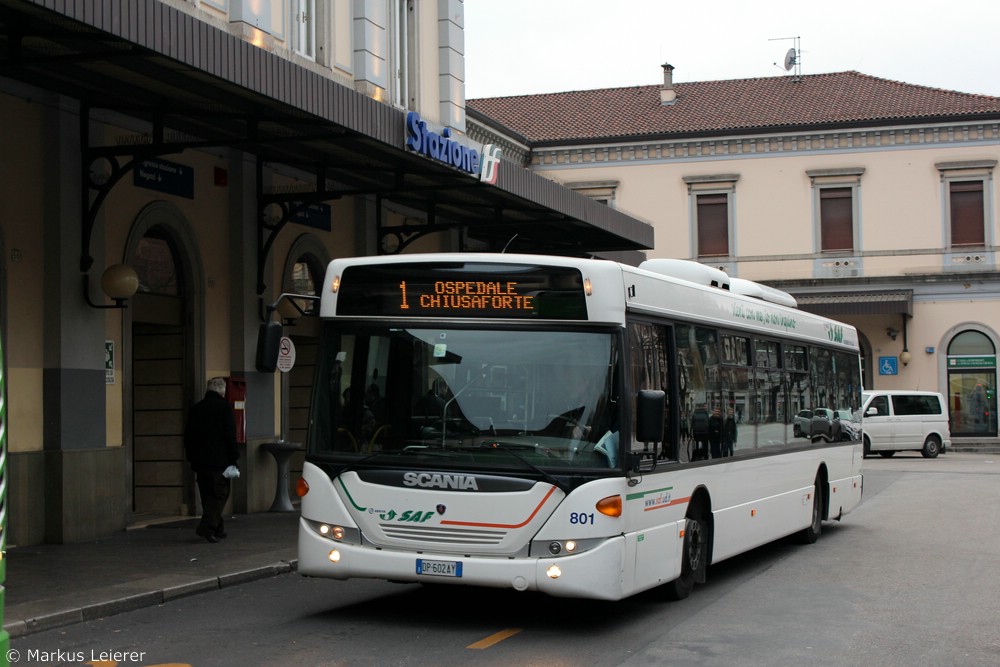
[416,558,462,578]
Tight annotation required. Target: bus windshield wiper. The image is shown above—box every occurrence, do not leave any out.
[477,441,570,494]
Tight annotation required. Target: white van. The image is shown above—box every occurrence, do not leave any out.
[861,390,951,458]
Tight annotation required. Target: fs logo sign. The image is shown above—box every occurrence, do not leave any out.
[479,144,501,184]
[405,112,502,184]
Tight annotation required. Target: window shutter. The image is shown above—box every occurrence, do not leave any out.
[697,194,729,257]
[950,181,985,246]
[820,188,853,251]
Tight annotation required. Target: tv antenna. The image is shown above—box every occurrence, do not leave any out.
[770,36,801,81]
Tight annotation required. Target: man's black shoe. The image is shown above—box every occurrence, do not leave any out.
[196,527,219,543]
[214,530,227,539]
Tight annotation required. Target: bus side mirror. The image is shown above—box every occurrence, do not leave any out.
[255,321,283,373]
[635,389,666,443]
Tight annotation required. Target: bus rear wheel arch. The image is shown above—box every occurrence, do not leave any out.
[797,471,828,545]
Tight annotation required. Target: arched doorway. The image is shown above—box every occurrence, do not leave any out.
[947,329,998,438]
[125,202,204,520]
[281,236,329,492]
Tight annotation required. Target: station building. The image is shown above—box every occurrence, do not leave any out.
[0,0,652,545]
[468,64,1000,448]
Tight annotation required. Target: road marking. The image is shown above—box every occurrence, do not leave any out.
[467,628,523,649]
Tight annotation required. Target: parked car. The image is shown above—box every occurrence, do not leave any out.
[792,409,813,437]
[861,390,951,458]
[809,408,858,443]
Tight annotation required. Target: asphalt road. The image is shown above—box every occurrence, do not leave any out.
[10,452,1000,667]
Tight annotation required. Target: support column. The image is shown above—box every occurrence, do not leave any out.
[42,98,127,543]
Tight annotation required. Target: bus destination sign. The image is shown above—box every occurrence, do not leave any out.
[337,263,587,319]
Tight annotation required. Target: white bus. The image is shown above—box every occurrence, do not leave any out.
[291,253,864,601]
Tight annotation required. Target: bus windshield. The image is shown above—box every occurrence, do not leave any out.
[307,323,621,470]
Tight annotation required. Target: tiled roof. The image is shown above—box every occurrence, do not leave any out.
[467,71,1000,145]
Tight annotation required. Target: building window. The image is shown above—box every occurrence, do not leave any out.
[389,0,416,109]
[291,0,316,59]
[819,187,853,251]
[565,180,618,208]
[697,194,729,257]
[683,174,738,260]
[937,160,996,250]
[132,233,180,296]
[290,257,320,315]
[949,181,985,247]
[807,168,864,254]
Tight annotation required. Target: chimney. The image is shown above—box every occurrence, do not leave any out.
[660,63,676,106]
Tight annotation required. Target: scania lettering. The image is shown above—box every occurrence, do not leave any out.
[291,253,864,601]
[402,472,479,490]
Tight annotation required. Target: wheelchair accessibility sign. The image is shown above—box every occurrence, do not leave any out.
[879,356,898,375]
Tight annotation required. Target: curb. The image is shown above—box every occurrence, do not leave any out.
[5,560,298,639]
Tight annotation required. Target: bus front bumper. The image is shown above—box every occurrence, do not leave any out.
[298,517,627,600]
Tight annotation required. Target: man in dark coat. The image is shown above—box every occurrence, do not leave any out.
[690,405,710,461]
[708,407,723,459]
[184,377,240,543]
[722,408,737,457]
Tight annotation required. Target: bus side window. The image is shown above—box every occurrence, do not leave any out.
[628,321,671,460]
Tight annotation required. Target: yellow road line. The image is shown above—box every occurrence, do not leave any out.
[467,628,523,649]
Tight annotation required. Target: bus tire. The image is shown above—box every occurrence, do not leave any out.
[663,510,708,600]
[921,435,941,459]
[862,436,871,458]
[797,478,824,544]
[878,450,895,458]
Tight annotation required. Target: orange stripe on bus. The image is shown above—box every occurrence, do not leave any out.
[643,496,691,511]
[441,486,558,529]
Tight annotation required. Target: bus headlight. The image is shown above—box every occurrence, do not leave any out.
[308,519,360,544]
[531,537,604,557]
[319,524,346,540]
[328,549,341,563]
[546,565,562,579]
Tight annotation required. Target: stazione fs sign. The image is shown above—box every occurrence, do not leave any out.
[404,111,501,185]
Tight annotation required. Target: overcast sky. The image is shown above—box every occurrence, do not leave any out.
[464,0,1000,100]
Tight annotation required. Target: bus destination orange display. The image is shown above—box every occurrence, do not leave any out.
[336,263,587,319]
[401,281,534,312]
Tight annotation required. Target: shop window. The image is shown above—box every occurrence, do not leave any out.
[947,329,998,437]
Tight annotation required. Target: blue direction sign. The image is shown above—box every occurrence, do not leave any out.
[134,158,194,199]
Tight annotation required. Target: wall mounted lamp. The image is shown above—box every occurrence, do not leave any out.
[83,264,139,309]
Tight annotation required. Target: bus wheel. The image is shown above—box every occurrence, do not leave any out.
[797,478,824,544]
[878,450,895,458]
[863,436,871,458]
[921,435,941,459]
[663,512,707,600]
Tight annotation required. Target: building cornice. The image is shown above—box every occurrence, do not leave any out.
[528,121,1000,169]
